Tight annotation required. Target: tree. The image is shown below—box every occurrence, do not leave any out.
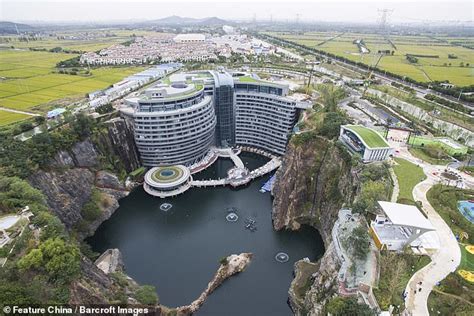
[70,113,95,139]
[0,282,41,305]
[320,112,346,139]
[348,226,371,261]
[326,297,374,315]
[32,211,66,240]
[17,249,43,270]
[0,175,48,213]
[95,103,114,115]
[34,116,46,125]
[359,180,387,213]
[17,238,80,284]
[135,285,159,305]
[319,84,346,112]
[19,121,33,132]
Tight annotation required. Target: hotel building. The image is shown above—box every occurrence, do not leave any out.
[124,69,310,167]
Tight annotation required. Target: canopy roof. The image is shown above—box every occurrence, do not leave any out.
[378,201,435,231]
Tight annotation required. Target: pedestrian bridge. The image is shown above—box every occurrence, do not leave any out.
[143,147,282,197]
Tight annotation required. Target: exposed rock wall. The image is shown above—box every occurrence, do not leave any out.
[272,136,356,243]
[272,136,356,315]
[29,118,140,236]
[95,117,141,173]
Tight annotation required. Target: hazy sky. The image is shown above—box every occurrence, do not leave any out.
[1,0,472,23]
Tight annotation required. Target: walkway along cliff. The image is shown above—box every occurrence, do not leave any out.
[272,135,358,315]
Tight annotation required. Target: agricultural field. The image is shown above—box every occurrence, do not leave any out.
[0,109,31,126]
[265,31,474,86]
[0,49,145,115]
[0,28,158,52]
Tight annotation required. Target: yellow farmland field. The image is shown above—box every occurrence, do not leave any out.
[0,50,146,113]
[0,109,31,126]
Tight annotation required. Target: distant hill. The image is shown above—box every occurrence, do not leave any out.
[0,21,35,34]
[148,16,228,26]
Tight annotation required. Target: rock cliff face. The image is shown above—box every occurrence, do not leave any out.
[272,136,357,315]
[28,117,140,236]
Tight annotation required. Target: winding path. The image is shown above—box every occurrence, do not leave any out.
[394,147,468,315]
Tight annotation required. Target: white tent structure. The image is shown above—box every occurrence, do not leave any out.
[369,201,437,251]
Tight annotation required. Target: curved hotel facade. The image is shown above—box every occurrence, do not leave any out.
[234,81,298,155]
[125,69,310,167]
[132,83,216,166]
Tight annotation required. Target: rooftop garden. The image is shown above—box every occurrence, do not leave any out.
[150,166,185,183]
[237,75,259,83]
[345,125,389,148]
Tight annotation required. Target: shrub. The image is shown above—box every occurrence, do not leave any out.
[135,285,159,305]
[17,237,80,284]
[219,257,228,265]
[81,200,101,221]
[326,297,374,315]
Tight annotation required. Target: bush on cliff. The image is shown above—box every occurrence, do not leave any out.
[0,175,48,215]
[325,296,374,315]
[134,285,159,305]
[319,111,347,139]
[18,237,81,285]
[0,113,97,178]
[81,189,102,222]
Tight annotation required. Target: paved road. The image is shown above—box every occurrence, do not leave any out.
[394,147,470,315]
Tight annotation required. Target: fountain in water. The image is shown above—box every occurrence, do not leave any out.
[160,203,173,212]
[275,252,289,263]
[226,212,239,222]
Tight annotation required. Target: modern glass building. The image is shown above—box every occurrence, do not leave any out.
[210,70,235,147]
[125,70,309,167]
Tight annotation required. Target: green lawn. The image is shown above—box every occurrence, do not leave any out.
[427,185,474,243]
[426,186,474,315]
[374,251,431,312]
[408,147,452,166]
[345,125,389,148]
[408,136,468,155]
[0,109,32,126]
[392,158,427,202]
